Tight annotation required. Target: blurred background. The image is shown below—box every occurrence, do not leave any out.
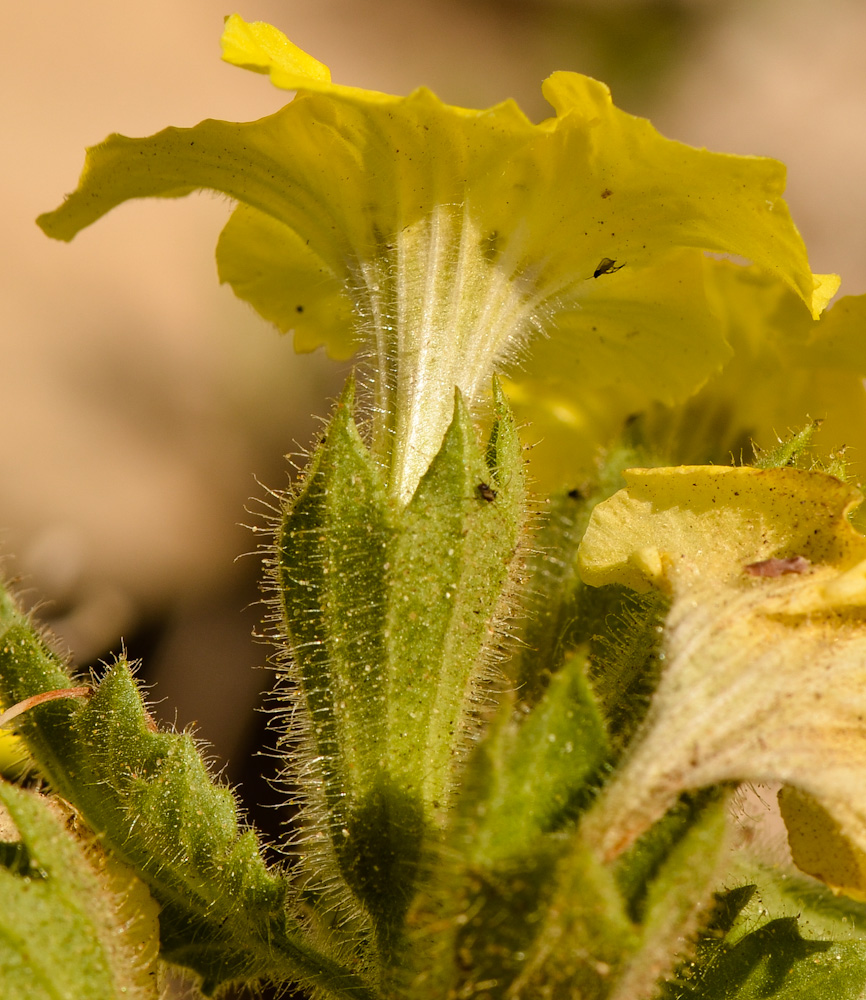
[2,0,865,957]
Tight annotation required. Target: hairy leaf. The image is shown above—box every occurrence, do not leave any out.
[0,587,379,998]
[0,780,160,1000]
[664,865,866,1000]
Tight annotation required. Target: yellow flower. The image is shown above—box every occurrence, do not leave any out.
[578,465,866,896]
[0,730,27,778]
[517,258,866,490]
[647,263,866,480]
[38,15,835,501]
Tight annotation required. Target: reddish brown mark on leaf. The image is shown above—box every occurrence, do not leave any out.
[743,555,811,578]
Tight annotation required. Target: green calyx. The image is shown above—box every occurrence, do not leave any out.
[275,377,525,950]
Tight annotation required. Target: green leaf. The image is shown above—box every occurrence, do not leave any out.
[500,832,641,999]
[458,651,609,867]
[510,465,669,760]
[0,585,379,999]
[585,585,668,758]
[411,839,566,1000]
[407,825,641,1000]
[512,438,662,707]
[611,789,732,1000]
[410,789,731,1000]
[510,487,592,703]
[661,853,866,999]
[0,780,161,1000]
[403,652,621,998]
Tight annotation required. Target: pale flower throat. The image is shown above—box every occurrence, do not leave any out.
[351,204,546,504]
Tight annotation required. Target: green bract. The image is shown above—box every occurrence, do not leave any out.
[39,14,836,499]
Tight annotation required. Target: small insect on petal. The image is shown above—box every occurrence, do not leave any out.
[477,482,497,502]
[593,257,626,278]
[744,555,811,577]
